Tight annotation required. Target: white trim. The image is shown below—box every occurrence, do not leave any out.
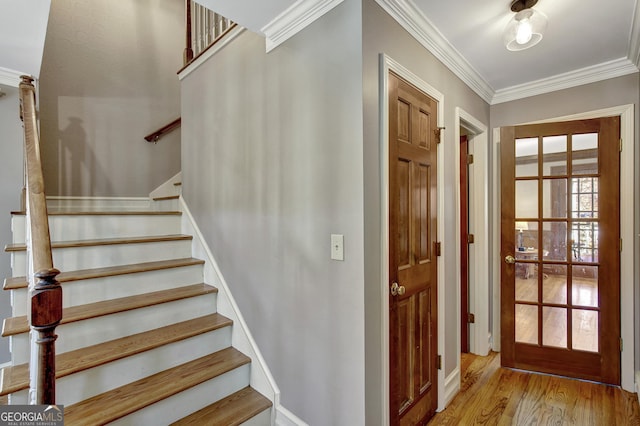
[379,54,446,419]
[374,0,494,104]
[454,108,490,360]
[0,67,23,87]
[178,26,246,81]
[45,196,152,211]
[443,367,460,408]
[491,104,635,392]
[491,127,502,353]
[261,0,344,53]
[275,405,308,426]
[179,197,281,421]
[492,58,639,105]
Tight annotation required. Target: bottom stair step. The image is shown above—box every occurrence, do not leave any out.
[64,347,250,426]
[171,386,272,426]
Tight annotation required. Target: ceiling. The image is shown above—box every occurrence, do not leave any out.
[201,0,640,104]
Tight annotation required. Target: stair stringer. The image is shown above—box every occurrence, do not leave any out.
[179,197,281,424]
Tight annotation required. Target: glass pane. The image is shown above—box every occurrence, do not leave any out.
[572,265,598,307]
[543,135,567,176]
[543,178,567,218]
[571,177,598,219]
[516,180,538,218]
[542,221,567,261]
[516,304,538,344]
[516,265,537,302]
[515,137,538,178]
[572,133,598,174]
[543,265,567,304]
[571,222,598,263]
[515,221,538,250]
[572,309,598,352]
[543,307,567,348]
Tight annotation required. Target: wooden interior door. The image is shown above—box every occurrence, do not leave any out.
[460,135,470,353]
[388,71,438,425]
[500,117,621,385]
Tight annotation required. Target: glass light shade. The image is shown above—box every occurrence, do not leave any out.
[504,8,548,51]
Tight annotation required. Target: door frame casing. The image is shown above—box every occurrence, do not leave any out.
[454,108,489,359]
[379,54,446,421]
[491,104,635,392]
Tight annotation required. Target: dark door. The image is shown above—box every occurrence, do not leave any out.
[388,71,439,425]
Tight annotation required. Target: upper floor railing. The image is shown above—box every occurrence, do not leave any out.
[183,0,235,66]
[19,76,62,405]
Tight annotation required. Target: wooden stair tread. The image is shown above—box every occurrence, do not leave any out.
[2,283,217,337]
[0,313,232,395]
[4,257,205,290]
[64,348,250,425]
[171,386,271,426]
[153,195,179,201]
[5,234,192,252]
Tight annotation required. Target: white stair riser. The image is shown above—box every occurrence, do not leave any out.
[10,264,204,316]
[241,408,272,426]
[11,214,181,243]
[45,198,154,212]
[109,364,251,426]
[151,198,180,211]
[9,294,217,364]
[6,329,232,406]
[11,240,192,275]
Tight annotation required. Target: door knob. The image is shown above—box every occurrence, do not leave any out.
[504,255,516,264]
[391,282,406,296]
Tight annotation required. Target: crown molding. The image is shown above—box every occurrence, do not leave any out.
[262,0,344,53]
[491,57,640,104]
[374,0,495,104]
[629,0,640,67]
[0,67,24,87]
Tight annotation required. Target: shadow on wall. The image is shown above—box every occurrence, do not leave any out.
[58,116,112,196]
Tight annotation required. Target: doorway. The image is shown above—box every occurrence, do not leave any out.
[500,117,621,384]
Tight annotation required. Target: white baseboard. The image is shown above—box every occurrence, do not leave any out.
[149,172,182,199]
[443,366,461,409]
[636,371,640,403]
[276,405,308,426]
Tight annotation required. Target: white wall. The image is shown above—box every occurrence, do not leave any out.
[38,0,183,197]
[180,1,365,424]
[0,85,25,363]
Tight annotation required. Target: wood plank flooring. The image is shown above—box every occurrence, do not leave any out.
[428,352,640,425]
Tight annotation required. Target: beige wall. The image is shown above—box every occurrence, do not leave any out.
[39,0,183,197]
[181,1,365,424]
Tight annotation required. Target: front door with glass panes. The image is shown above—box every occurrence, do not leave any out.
[500,117,621,385]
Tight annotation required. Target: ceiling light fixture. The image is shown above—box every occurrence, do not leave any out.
[504,0,548,51]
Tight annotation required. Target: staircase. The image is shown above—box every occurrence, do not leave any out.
[0,194,273,425]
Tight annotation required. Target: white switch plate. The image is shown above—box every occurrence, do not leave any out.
[331,234,344,261]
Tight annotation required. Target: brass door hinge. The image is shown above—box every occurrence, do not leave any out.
[435,241,442,256]
[620,337,624,352]
[434,127,445,144]
[620,138,623,152]
[467,154,474,165]
[468,234,475,244]
[468,313,475,323]
[437,355,442,370]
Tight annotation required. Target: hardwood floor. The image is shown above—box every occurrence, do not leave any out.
[428,352,640,425]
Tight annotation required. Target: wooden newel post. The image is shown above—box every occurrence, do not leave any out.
[30,268,62,405]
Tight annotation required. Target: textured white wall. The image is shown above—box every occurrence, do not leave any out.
[38,0,183,197]
[181,2,365,424]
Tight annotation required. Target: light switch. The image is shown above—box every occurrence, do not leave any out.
[331,234,344,261]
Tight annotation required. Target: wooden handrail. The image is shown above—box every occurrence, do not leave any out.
[19,75,62,405]
[144,118,181,143]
